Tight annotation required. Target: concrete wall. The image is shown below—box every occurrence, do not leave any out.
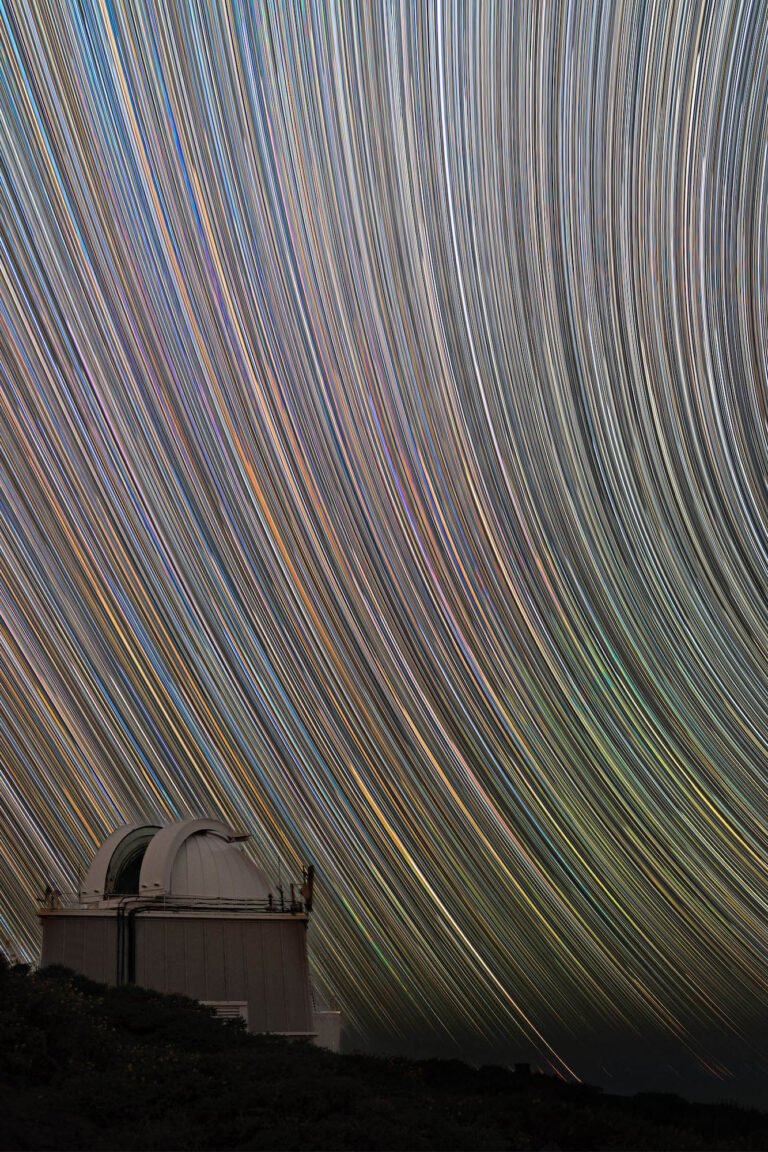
[40,914,117,985]
[39,911,315,1037]
[134,916,314,1035]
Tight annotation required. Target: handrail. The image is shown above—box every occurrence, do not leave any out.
[38,890,307,915]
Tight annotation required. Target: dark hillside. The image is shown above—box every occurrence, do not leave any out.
[0,960,765,1150]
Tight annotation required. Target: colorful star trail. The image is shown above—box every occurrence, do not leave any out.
[1,1,767,1080]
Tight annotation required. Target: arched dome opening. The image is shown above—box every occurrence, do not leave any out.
[112,850,143,894]
[80,822,161,902]
[106,826,158,895]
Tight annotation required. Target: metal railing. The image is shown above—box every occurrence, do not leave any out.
[37,892,81,911]
[38,890,307,915]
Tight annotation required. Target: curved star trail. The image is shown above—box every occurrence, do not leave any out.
[1,1,767,1080]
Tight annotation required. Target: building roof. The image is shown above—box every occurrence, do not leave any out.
[80,818,273,904]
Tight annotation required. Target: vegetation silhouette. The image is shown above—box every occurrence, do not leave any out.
[0,957,765,1150]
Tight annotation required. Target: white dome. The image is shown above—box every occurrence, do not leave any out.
[168,830,272,900]
[81,818,273,903]
[137,819,273,901]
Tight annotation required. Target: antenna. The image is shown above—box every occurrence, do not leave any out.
[301,864,315,912]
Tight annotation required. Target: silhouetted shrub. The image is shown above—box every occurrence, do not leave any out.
[477,1063,512,1094]
[1,965,767,1150]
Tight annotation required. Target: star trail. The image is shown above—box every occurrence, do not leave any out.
[0,1,767,1083]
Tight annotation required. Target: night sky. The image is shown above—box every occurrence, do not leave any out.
[1,1,767,1098]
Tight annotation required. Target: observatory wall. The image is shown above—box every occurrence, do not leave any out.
[40,913,117,985]
[134,914,314,1034]
[38,818,330,1042]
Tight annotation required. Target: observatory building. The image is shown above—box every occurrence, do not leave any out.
[39,818,340,1050]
